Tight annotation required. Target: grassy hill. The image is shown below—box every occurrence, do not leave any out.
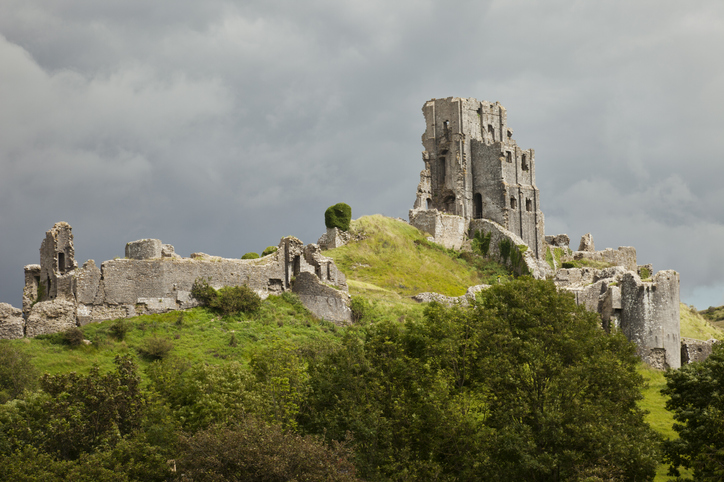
[324,215,510,301]
[680,303,723,340]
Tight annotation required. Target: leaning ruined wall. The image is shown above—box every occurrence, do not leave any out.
[681,338,717,364]
[469,219,548,279]
[620,270,681,369]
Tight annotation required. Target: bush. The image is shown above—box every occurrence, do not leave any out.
[241,252,260,260]
[191,278,262,317]
[214,285,262,316]
[63,327,85,347]
[350,296,368,323]
[191,278,217,306]
[324,203,352,231]
[0,342,38,402]
[261,246,278,257]
[109,319,131,340]
[139,336,173,361]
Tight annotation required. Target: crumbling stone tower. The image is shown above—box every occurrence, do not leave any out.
[412,97,544,258]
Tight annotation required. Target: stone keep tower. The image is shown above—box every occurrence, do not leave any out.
[412,97,544,258]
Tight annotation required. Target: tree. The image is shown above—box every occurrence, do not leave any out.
[0,342,38,403]
[177,415,361,481]
[302,278,660,481]
[663,343,724,481]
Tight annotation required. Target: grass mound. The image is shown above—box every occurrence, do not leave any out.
[680,303,724,340]
[323,215,510,300]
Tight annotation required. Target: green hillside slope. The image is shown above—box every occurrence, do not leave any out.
[324,215,510,301]
[680,303,723,340]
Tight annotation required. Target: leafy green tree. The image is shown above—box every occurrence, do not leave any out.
[0,355,144,461]
[663,343,724,481]
[302,278,660,481]
[176,415,361,482]
[0,342,38,403]
[325,203,352,231]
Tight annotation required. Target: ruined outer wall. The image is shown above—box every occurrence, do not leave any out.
[574,247,637,271]
[620,270,681,369]
[468,219,547,279]
[408,210,468,250]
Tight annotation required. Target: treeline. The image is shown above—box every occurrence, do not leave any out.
[0,278,718,481]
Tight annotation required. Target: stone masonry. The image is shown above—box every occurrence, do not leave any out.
[4,222,353,338]
[410,97,544,259]
[407,97,685,368]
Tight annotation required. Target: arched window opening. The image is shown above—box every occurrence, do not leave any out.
[510,197,517,210]
[443,120,450,139]
[439,157,446,183]
[505,151,512,163]
[522,154,529,171]
[442,194,456,214]
[473,193,483,219]
[58,252,65,273]
[426,198,432,210]
[487,124,494,140]
[526,199,532,212]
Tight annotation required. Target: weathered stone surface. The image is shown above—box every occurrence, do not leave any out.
[409,209,468,250]
[412,284,490,307]
[162,244,181,258]
[681,338,717,364]
[545,234,570,248]
[292,272,352,324]
[0,303,24,339]
[26,300,77,337]
[469,219,548,279]
[412,97,544,259]
[125,239,162,260]
[317,227,350,250]
[573,246,637,271]
[578,233,595,252]
[76,260,101,304]
[22,264,41,317]
[33,222,76,304]
[620,270,681,369]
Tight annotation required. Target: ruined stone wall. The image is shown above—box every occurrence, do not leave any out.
[555,265,682,369]
[573,246,637,271]
[408,209,468,250]
[620,270,681,369]
[681,338,717,364]
[10,223,354,338]
[468,219,549,279]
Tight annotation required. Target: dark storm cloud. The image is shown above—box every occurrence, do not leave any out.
[1,0,723,309]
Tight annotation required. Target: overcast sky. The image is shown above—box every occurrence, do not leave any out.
[1,0,723,310]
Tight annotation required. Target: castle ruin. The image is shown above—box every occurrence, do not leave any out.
[410,97,683,368]
[0,222,353,338]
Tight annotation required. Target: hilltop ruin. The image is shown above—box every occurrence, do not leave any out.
[410,97,683,368]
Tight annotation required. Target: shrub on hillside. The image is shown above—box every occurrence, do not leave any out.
[324,203,352,231]
[109,319,131,340]
[63,327,85,347]
[241,252,260,259]
[261,245,278,257]
[139,336,173,361]
[191,278,262,316]
[0,342,38,402]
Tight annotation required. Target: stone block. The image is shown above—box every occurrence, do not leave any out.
[578,233,595,252]
[0,303,25,339]
[545,234,570,248]
[26,300,77,337]
[292,272,351,324]
[125,239,162,260]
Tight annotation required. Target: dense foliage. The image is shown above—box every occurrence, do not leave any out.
[663,343,724,481]
[241,252,259,259]
[191,278,262,316]
[261,245,278,257]
[0,278,668,481]
[325,202,352,231]
[301,278,660,481]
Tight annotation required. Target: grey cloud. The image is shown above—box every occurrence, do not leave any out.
[1,0,723,310]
